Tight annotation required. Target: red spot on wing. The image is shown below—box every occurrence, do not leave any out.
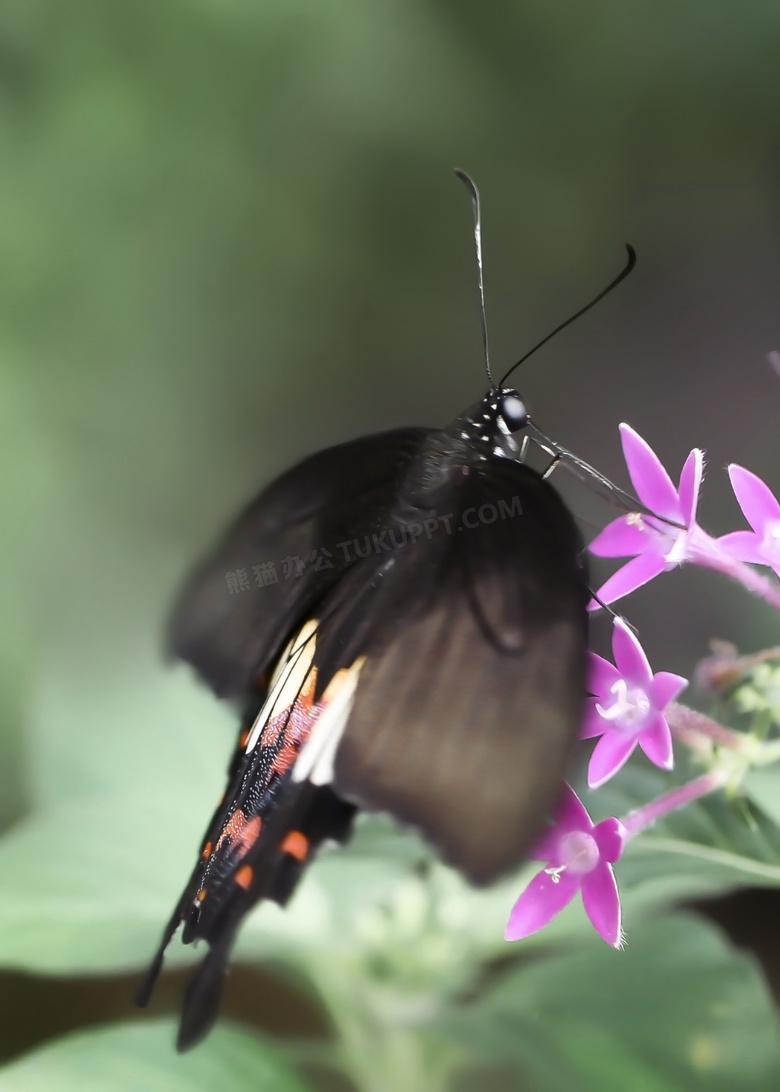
[261,668,325,778]
[215,810,263,859]
[235,816,262,856]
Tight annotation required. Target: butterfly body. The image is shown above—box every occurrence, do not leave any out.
[138,386,589,1048]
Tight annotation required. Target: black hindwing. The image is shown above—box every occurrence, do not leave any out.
[312,455,588,882]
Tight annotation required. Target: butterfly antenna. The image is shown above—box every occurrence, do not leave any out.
[455,169,495,388]
[500,245,636,387]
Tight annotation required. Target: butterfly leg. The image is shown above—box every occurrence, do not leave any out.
[527,418,682,528]
[541,452,563,481]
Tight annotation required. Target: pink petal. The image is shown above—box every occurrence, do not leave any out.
[611,618,653,687]
[587,732,637,789]
[678,449,704,525]
[587,653,622,696]
[649,670,687,710]
[715,530,766,566]
[552,782,593,836]
[528,783,593,859]
[588,516,651,558]
[529,824,567,862]
[619,424,681,519]
[580,698,610,740]
[504,867,580,940]
[581,862,622,946]
[638,713,674,769]
[592,817,627,864]
[728,465,780,532]
[591,552,668,608]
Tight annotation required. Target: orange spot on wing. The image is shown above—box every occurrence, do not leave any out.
[235,865,253,889]
[201,841,213,860]
[281,830,309,862]
[239,726,250,749]
[196,888,207,903]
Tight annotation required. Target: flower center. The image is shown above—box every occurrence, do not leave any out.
[633,512,689,565]
[595,678,651,732]
[544,831,600,881]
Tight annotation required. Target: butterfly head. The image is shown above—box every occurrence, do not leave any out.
[496,389,528,432]
[447,387,528,461]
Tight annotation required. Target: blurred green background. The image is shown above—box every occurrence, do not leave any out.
[2,1,780,1088]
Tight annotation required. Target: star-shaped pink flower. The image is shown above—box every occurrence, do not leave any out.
[588,424,710,607]
[716,465,780,580]
[505,784,626,947]
[581,618,687,788]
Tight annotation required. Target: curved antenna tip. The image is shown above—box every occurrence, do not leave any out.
[454,167,477,192]
[499,242,638,387]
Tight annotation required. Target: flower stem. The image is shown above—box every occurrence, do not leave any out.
[666,701,747,753]
[695,546,780,613]
[621,769,729,836]
[696,642,780,692]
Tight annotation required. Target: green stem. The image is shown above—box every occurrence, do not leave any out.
[753,737,780,767]
[300,957,460,1092]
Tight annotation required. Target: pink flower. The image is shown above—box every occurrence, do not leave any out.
[588,424,712,607]
[505,784,626,947]
[581,618,687,788]
[717,465,780,580]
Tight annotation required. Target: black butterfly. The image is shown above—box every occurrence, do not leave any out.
[136,174,636,1049]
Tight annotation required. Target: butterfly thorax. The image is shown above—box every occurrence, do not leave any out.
[389,388,528,520]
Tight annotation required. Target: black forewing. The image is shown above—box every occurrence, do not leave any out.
[311,455,589,884]
[169,429,428,698]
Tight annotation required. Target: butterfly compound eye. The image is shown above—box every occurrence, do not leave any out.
[498,392,528,433]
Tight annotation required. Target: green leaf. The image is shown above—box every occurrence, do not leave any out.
[0,1020,309,1092]
[0,792,421,975]
[743,763,780,827]
[448,914,780,1092]
[0,797,207,974]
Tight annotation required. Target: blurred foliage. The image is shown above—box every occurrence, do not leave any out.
[0,1021,307,1092]
[2,1,780,1088]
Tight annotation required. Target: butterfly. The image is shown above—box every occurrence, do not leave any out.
[136,173,636,1050]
